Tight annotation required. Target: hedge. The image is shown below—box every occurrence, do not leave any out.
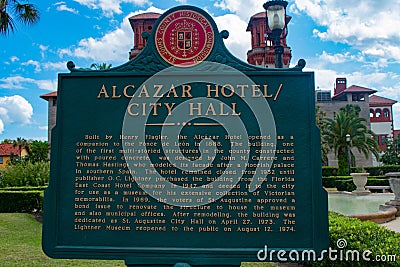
[0,186,47,191]
[363,165,400,176]
[322,167,362,177]
[0,191,43,212]
[323,176,390,192]
[323,165,400,177]
[322,176,351,188]
[306,212,400,266]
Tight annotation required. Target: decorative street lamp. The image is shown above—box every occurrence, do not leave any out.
[263,0,288,68]
[346,134,351,175]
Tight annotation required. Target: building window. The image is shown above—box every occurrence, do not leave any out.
[382,135,387,145]
[352,93,365,101]
[316,90,331,102]
[383,108,390,118]
[370,109,374,118]
[0,156,3,164]
[256,31,260,46]
[375,109,382,118]
[376,134,389,146]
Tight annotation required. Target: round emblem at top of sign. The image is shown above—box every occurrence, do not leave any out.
[155,9,215,67]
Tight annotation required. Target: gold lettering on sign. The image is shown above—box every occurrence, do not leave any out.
[73,129,296,233]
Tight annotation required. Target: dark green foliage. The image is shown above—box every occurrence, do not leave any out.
[306,212,400,266]
[366,178,390,187]
[0,0,39,35]
[322,176,389,191]
[0,161,50,187]
[1,186,47,191]
[321,109,379,175]
[363,165,400,176]
[322,176,351,189]
[322,166,338,177]
[28,140,49,163]
[0,191,42,212]
[381,138,400,165]
[323,166,400,177]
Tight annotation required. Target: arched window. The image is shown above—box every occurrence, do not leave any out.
[375,109,382,118]
[383,108,390,118]
[370,109,374,118]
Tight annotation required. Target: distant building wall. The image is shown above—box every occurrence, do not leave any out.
[318,99,373,167]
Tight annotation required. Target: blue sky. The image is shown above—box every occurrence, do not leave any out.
[1,0,400,141]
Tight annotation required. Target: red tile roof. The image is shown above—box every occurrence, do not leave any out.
[0,143,21,156]
[40,91,57,100]
[129,12,161,20]
[370,95,397,106]
[344,85,377,93]
[332,85,377,100]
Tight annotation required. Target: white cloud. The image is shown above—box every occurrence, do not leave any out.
[15,59,66,73]
[10,56,19,62]
[59,6,164,63]
[0,76,33,89]
[0,119,4,134]
[318,51,363,64]
[0,95,33,125]
[214,14,250,61]
[59,6,250,64]
[0,75,57,91]
[74,0,151,17]
[393,104,400,129]
[54,2,79,14]
[22,60,41,73]
[214,0,263,21]
[39,125,48,131]
[43,61,68,71]
[292,0,400,61]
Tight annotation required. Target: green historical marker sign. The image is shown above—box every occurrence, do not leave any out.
[42,5,328,267]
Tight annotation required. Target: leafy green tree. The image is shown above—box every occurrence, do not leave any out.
[90,63,112,70]
[12,137,28,159]
[321,110,379,175]
[0,0,40,35]
[340,104,361,117]
[316,105,329,165]
[381,138,400,165]
[28,140,49,163]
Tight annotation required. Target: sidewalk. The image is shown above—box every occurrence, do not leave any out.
[381,216,400,233]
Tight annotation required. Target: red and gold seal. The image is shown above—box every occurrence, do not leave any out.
[155,10,215,67]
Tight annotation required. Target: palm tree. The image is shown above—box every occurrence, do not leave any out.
[90,63,112,70]
[0,0,40,35]
[316,105,329,165]
[12,137,28,159]
[321,110,379,175]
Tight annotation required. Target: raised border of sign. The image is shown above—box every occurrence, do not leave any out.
[43,5,328,267]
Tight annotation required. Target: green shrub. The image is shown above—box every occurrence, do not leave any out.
[0,191,43,212]
[322,176,352,189]
[306,212,400,266]
[322,167,338,177]
[323,176,389,191]
[335,179,356,192]
[322,167,361,177]
[0,161,50,187]
[1,186,47,191]
[366,178,390,187]
[364,165,400,176]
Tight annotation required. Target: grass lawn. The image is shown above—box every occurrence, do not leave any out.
[0,213,275,267]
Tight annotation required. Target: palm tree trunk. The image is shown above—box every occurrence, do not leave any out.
[337,147,349,176]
